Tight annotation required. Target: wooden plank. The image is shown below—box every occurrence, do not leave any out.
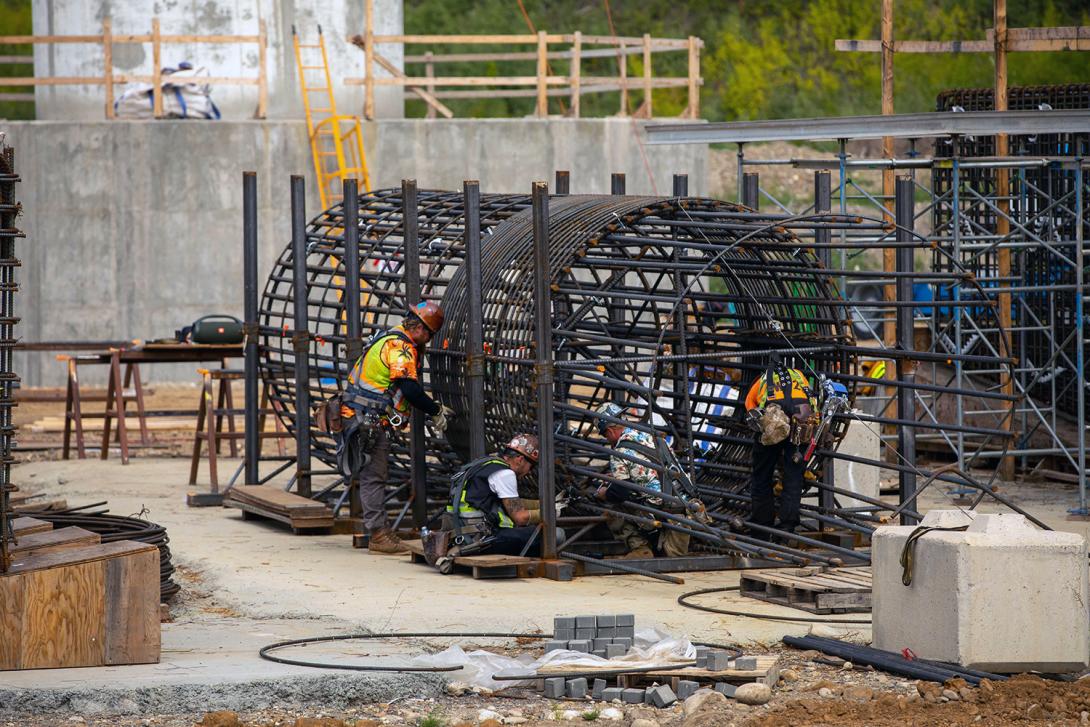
[224,498,334,530]
[226,485,332,515]
[104,547,160,665]
[10,527,100,557]
[371,50,453,118]
[4,540,156,576]
[11,517,51,536]
[0,571,25,668]
[538,655,781,687]
[0,34,103,43]
[20,559,107,669]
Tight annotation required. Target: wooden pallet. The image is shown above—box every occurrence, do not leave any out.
[403,539,546,579]
[225,485,334,533]
[740,565,872,613]
[536,655,780,688]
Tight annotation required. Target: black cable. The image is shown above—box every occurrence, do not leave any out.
[900,525,969,586]
[678,585,873,625]
[259,631,552,672]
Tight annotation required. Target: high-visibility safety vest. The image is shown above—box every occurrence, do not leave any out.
[446,456,516,530]
[346,326,418,414]
[745,367,816,415]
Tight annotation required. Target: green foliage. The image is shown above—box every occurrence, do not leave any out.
[405,0,1090,121]
[0,0,34,120]
[581,708,600,721]
[417,710,447,727]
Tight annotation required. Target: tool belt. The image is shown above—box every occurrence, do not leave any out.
[332,389,395,478]
[790,413,820,448]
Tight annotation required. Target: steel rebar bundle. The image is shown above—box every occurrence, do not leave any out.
[258,186,875,562]
[0,141,21,574]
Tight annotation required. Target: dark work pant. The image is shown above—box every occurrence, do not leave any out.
[749,438,805,535]
[482,526,564,557]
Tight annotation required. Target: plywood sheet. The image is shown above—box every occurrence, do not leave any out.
[104,548,160,665]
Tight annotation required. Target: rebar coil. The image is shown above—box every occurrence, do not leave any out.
[259,190,856,508]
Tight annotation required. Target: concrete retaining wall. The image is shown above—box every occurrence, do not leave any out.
[4,118,706,386]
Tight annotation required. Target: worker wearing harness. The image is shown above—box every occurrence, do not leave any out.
[340,301,453,554]
[744,355,819,537]
[444,434,554,557]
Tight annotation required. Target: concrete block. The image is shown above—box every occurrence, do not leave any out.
[622,688,645,704]
[677,680,700,700]
[592,678,607,700]
[616,614,635,627]
[606,643,626,659]
[714,683,737,698]
[566,677,588,699]
[544,677,566,699]
[576,615,597,629]
[695,646,710,660]
[706,650,731,671]
[613,636,633,649]
[568,640,592,653]
[832,409,881,508]
[602,687,623,702]
[733,656,758,671]
[554,616,576,631]
[617,625,635,639]
[644,687,655,704]
[873,510,1090,672]
[648,684,678,708]
[593,637,611,650]
[592,649,606,658]
[544,640,567,653]
[554,628,575,641]
[597,626,615,638]
[576,628,596,640]
[596,615,616,628]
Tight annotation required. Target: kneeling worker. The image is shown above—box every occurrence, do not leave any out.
[445,433,558,557]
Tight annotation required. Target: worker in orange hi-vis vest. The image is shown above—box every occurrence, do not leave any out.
[744,354,818,539]
[338,301,454,555]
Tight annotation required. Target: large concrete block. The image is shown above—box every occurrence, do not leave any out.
[873,510,1089,672]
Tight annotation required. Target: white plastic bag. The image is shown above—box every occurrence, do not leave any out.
[114,63,221,120]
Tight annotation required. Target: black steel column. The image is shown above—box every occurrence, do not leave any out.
[290,175,311,498]
[672,173,688,197]
[532,181,558,559]
[464,180,486,459]
[742,172,760,210]
[895,175,918,524]
[242,171,260,486]
[555,170,570,196]
[814,170,835,512]
[342,178,362,517]
[611,173,625,195]
[402,179,428,527]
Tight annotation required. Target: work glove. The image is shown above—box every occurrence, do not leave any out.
[429,405,455,435]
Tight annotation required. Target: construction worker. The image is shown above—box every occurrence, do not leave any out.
[339,301,453,555]
[444,433,556,557]
[593,403,694,559]
[744,354,819,537]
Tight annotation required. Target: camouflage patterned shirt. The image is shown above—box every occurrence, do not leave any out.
[609,427,661,493]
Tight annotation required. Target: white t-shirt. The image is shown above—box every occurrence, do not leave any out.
[487,468,519,499]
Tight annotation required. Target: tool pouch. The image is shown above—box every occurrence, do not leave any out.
[313,394,346,435]
[422,529,452,566]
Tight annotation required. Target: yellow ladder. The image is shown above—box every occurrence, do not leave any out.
[293,25,371,211]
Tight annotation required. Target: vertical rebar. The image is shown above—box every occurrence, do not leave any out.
[464,180,486,459]
[1076,162,1086,512]
[611,173,626,196]
[951,143,965,471]
[532,181,557,559]
[290,175,312,497]
[402,179,428,526]
[814,170,835,512]
[736,142,745,204]
[742,172,759,210]
[243,171,260,486]
[895,175,918,524]
[672,173,688,198]
[555,170,570,196]
[343,178,362,516]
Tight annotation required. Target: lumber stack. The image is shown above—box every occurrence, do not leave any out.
[225,485,335,532]
[1,519,161,670]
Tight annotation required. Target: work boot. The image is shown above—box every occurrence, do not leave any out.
[619,545,655,560]
[368,527,409,555]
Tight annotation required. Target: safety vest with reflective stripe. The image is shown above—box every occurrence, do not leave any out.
[745,368,816,413]
[347,326,417,414]
[447,456,516,529]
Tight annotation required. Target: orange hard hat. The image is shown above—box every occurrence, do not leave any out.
[409,300,445,333]
[505,433,540,464]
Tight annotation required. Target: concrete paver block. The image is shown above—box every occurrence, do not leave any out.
[576,615,597,629]
[554,628,575,641]
[592,648,606,658]
[613,637,633,649]
[544,677,565,698]
[602,687,623,702]
[554,616,576,630]
[873,510,1090,672]
[733,656,758,670]
[616,614,635,627]
[566,677,588,699]
[596,614,616,628]
[597,626,615,638]
[568,640,592,653]
[644,687,655,704]
[648,684,677,708]
[677,680,700,700]
[622,688,645,704]
[605,643,626,659]
[592,678,607,700]
[617,626,635,638]
[714,682,737,698]
[593,638,611,650]
[706,650,731,671]
[576,628,596,640]
[544,640,567,653]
